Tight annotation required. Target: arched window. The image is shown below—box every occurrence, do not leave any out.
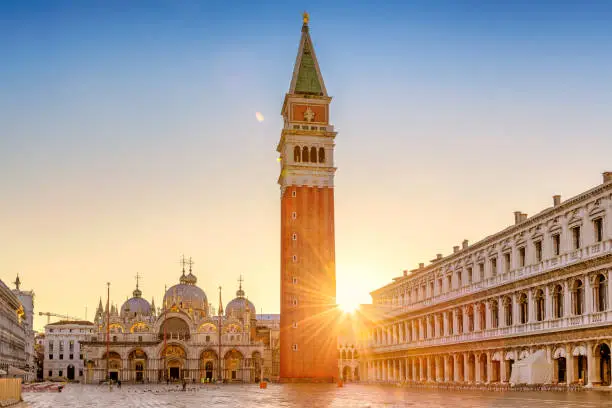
[479,303,486,331]
[553,284,564,318]
[310,146,317,163]
[491,301,499,328]
[302,146,309,162]
[596,274,607,312]
[519,293,528,324]
[456,308,463,334]
[503,297,513,326]
[293,146,301,162]
[467,306,474,332]
[318,147,325,163]
[572,280,584,315]
[535,289,545,321]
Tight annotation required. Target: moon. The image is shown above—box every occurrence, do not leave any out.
[255,112,265,122]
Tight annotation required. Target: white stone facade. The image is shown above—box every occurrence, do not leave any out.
[0,279,27,377]
[13,279,36,381]
[360,173,612,387]
[43,321,96,381]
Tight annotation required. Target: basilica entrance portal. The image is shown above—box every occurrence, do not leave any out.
[169,366,180,380]
[161,344,186,382]
[67,364,75,380]
[205,362,213,380]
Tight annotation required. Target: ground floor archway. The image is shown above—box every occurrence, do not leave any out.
[596,343,611,386]
[200,349,218,381]
[67,364,75,380]
[224,349,244,382]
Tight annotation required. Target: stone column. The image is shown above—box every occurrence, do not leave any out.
[475,353,482,383]
[419,357,425,382]
[485,301,492,329]
[500,357,508,383]
[453,354,460,382]
[463,306,470,334]
[412,358,417,382]
[399,359,404,382]
[496,299,503,329]
[443,312,449,336]
[545,285,552,320]
[392,325,397,344]
[443,355,450,382]
[585,276,593,315]
[434,314,440,338]
[475,304,482,331]
[463,352,470,383]
[586,341,595,387]
[527,289,534,323]
[563,280,571,318]
[432,356,438,382]
[512,293,519,326]
[565,344,574,384]
[382,360,386,381]
[608,270,612,312]
[486,351,493,383]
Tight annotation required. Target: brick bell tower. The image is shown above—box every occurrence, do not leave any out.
[277,12,338,383]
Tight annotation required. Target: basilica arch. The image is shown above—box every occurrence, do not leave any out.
[101,351,122,382]
[160,344,187,381]
[224,349,244,382]
[199,349,218,381]
[128,348,149,383]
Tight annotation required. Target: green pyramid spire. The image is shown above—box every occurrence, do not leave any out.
[294,40,323,95]
[289,15,327,97]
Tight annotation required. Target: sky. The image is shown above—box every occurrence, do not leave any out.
[1,1,611,331]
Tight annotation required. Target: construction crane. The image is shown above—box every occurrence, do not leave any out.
[38,312,81,325]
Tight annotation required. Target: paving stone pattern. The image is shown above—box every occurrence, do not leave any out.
[20,384,612,408]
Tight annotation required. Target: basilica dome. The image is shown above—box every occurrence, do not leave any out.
[225,283,256,318]
[163,269,208,315]
[120,287,151,317]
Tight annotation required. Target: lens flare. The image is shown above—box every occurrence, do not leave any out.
[255,112,265,122]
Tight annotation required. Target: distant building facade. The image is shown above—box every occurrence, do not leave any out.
[43,320,95,381]
[361,172,612,387]
[0,279,27,377]
[34,333,45,380]
[80,264,280,383]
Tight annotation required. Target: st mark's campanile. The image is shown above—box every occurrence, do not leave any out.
[277,13,338,383]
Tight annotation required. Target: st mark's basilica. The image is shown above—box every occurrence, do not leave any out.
[80,260,280,384]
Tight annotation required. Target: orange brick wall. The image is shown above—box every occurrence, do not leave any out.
[279,185,338,382]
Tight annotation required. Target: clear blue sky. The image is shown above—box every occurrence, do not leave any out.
[1,1,611,330]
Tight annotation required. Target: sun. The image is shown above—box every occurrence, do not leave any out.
[339,299,359,314]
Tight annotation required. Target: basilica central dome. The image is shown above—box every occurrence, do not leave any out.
[163,267,208,316]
